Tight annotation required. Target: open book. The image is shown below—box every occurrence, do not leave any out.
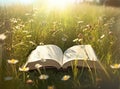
[24,44,101,70]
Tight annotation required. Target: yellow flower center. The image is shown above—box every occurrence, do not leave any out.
[62,75,70,81]
[114,64,119,68]
[11,59,15,63]
[63,76,67,80]
[23,67,27,71]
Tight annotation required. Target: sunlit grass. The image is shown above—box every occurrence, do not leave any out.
[0,2,120,89]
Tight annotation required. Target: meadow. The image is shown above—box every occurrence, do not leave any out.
[0,2,120,89]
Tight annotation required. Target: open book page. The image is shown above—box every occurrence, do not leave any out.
[84,45,98,61]
[26,45,63,69]
[62,45,88,65]
[62,45,100,68]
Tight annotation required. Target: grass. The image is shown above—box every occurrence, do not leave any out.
[0,2,120,89]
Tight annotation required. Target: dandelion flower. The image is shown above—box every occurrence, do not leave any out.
[19,66,29,72]
[26,79,33,84]
[39,74,49,80]
[35,64,42,69]
[7,59,19,64]
[110,64,120,69]
[61,75,70,81]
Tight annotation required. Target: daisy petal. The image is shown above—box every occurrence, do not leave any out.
[39,74,49,80]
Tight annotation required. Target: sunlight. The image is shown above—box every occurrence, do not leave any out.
[0,0,36,5]
[46,0,75,10]
[19,0,35,4]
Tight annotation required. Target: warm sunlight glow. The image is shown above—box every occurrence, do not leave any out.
[0,0,35,5]
[46,0,74,10]
[20,0,34,4]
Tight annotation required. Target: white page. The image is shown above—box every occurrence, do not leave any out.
[62,45,88,65]
[85,45,98,61]
[26,45,63,66]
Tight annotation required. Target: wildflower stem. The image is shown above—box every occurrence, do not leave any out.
[23,72,26,82]
[37,68,41,75]
[43,67,47,74]
[72,60,78,80]
[11,64,17,78]
[84,60,95,84]
[11,64,14,73]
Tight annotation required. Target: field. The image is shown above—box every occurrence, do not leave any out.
[0,2,120,89]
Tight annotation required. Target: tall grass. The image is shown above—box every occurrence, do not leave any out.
[0,3,120,89]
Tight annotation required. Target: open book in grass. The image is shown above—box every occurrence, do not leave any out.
[24,44,101,70]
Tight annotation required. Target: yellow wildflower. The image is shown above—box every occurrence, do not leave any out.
[7,59,19,64]
[61,75,70,81]
[19,66,29,72]
[39,74,49,80]
[110,64,120,69]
